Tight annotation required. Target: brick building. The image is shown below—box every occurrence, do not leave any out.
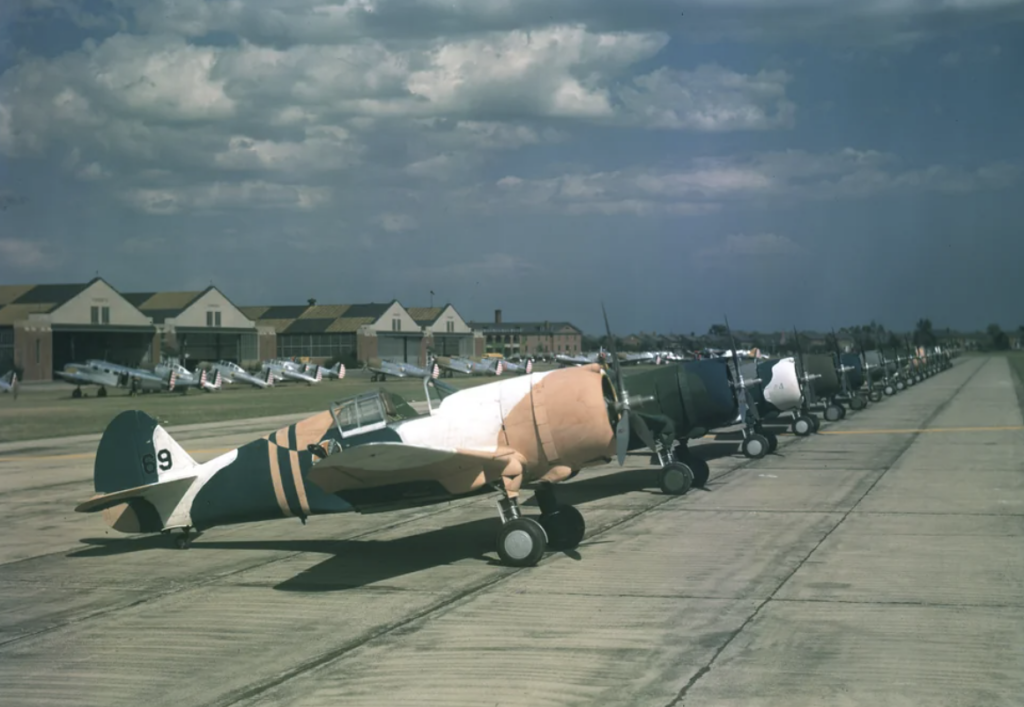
[470,310,582,358]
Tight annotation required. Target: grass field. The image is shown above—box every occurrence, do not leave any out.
[0,376,494,444]
[1005,350,1024,390]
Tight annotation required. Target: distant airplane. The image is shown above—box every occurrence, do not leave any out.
[434,355,503,378]
[300,361,345,380]
[262,359,323,385]
[55,360,177,398]
[210,360,276,389]
[0,370,18,400]
[366,357,437,382]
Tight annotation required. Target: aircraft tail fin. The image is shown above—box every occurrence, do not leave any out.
[93,410,198,496]
[265,367,275,386]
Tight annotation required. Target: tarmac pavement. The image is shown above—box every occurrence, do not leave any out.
[0,356,1020,706]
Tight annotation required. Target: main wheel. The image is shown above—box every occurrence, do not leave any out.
[72,388,82,399]
[763,430,779,454]
[792,416,813,436]
[824,404,843,422]
[741,433,768,459]
[810,415,821,433]
[849,395,867,411]
[884,385,896,396]
[676,453,710,488]
[539,505,586,551]
[496,517,548,567]
[97,387,108,398]
[868,390,882,403]
[896,381,905,391]
[658,462,694,495]
[174,535,192,550]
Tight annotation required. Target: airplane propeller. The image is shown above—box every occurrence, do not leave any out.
[601,304,657,466]
[724,316,762,427]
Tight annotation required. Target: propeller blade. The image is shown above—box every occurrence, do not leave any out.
[601,302,627,400]
[631,411,659,458]
[615,415,630,466]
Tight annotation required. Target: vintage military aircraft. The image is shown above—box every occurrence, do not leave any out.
[74,306,715,568]
[434,355,504,378]
[211,360,277,388]
[300,361,345,381]
[366,357,438,382]
[0,370,18,400]
[263,359,323,385]
[495,357,534,375]
[55,360,177,398]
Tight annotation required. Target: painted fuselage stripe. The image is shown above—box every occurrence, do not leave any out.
[288,448,310,516]
[276,444,303,517]
[267,442,293,518]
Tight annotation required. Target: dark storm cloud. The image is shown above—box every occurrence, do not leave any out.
[1,0,1022,335]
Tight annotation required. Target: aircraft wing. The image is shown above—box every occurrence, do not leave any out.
[55,370,101,386]
[307,442,523,495]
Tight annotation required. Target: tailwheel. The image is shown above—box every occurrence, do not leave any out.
[824,404,844,422]
[792,415,814,436]
[868,390,882,403]
[539,505,585,551]
[496,518,547,567]
[741,433,768,459]
[658,462,694,495]
[849,395,867,411]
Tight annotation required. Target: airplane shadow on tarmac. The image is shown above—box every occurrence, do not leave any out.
[67,434,787,592]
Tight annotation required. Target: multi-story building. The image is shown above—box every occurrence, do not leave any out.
[470,310,582,358]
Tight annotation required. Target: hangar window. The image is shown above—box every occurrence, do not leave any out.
[206,311,213,326]
[446,321,454,333]
[215,311,222,327]
[101,307,110,324]
[392,318,401,332]
[91,306,99,324]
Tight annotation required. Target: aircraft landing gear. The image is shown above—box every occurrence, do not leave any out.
[884,384,896,396]
[97,386,108,398]
[792,414,818,436]
[849,395,867,411]
[534,483,585,551]
[658,463,694,495]
[673,445,710,488]
[868,389,882,403]
[494,484,547,567]
[824,403,844,422]
[72,387,83,399]
[170,527,199,549]
[741,432,769,459]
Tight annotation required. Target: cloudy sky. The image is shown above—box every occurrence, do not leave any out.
[1,1,1022,336]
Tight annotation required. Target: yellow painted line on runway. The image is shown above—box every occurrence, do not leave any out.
[0,447,236,463]
[819,426,1024,435]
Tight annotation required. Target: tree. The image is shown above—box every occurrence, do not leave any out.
[987,324,1010,351]
[707,324,728,337]
[913,318,936,347]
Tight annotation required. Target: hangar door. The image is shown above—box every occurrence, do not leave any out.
[377,334,422,364]
[178,332,240,364]
[432,334,473,357]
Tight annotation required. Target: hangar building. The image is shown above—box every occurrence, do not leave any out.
[407,304,480,359]
[240,301,426,365]
[122,287,261,368]
[0,278,157,381]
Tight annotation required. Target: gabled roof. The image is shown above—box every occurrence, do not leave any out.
[406,307,444,325]
[121,287,215,323]
[241,301,401,335]
[0,278,110,325]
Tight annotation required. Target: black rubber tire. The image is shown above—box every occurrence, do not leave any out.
[763,431,779,454]
[539,505,586,551]
[810,415,821,433]
[884,385,896,396]
[850,395,867,411]
[824,405,843,422]
[496,517,548,567]
[658,462,694,495]
[97,387,108,398]
[676,452,710,488]
[792,416,813,436]
[742,434,768,459]
[868,390,882,403]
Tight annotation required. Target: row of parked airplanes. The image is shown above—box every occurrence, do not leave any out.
[24,348,682,400]
[73,310,961,568]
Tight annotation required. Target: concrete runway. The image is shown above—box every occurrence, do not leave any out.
[1,356,1021,706]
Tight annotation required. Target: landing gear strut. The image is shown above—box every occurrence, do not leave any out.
[170,526,199,549]
[673,444,711,488]
[494,483,548,567]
